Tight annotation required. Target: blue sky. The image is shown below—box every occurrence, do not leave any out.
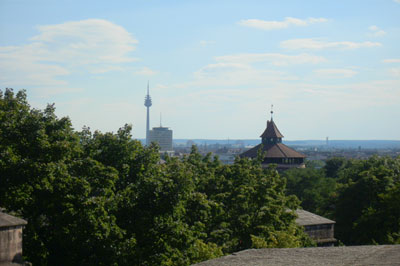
[1,0,399,140]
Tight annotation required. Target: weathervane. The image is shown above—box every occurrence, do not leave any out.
[270,104,274,121]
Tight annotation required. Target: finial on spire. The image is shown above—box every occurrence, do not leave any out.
[270,104,274,121]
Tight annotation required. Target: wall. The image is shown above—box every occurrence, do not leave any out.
[0,226,24,264]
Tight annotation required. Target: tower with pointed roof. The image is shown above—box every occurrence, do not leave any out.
[144,82,152,146]
[241,107,306,170]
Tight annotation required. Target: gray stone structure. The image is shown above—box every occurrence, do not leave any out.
[194,245,400,266]
[295,209,336,246]
[0,211,27,265]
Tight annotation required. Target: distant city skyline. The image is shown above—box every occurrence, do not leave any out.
[1,0,399,140]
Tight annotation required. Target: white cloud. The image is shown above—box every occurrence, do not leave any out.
[383,59,400,63]
[149,47,400,138]
[31,87,84,97]
[367,25,386,37]
[166,52,327,102]
[0,45,70,86]
[192,62,297,87]
[390,68,400,77]
[200,40,215,46]
[0,19,138,93]
[238,17,327,30]
[134,67,157,76]
[313,68,358,78]
[216,53,327,66]
[30,19,138,64]
[303,79,400,106]
[90,65,125,74]
[153,84,168,90]
[281,38,382,50]
[161,74,400,138]
[197,62,250,72]
[394,0,400,3]
[369,25,379,31]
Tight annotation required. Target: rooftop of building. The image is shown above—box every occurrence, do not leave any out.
[241,112,306,160]
[151,126,171,131]
[0,211,27,228]
[241,143,306,159]
[194,245,400,266]
[295,209,335,226]
[260,119,284,139]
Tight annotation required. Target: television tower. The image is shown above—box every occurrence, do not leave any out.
[144,81,152,145]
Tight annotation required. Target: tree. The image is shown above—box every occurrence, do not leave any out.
[333,156,400,245]
[1,88,314,265]
[0,89,125,264]
[324,157,347,178]
[283,166,337,215]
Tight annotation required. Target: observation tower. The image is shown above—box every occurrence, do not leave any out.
[144,82,152,145]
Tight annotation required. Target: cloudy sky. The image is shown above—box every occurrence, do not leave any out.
[1,0,399,140]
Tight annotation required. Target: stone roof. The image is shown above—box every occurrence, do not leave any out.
[193,245,400,266]
[295,209,335,226]
[241,143,306,159]
[0,211,27,228]
[260,120,284,139]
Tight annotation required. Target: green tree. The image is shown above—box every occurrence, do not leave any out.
[333,156,400,245]
[0,89,125,265]
[185,150,311,252]
[1,88,314,265]
[283,167,337,215]
[324,157,347,178]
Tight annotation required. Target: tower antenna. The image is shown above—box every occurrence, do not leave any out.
[144,81,152,145]
[270,104,274,121]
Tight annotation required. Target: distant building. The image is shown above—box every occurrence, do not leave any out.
[296,209,336,246]
[0,211,27,265]
[149,126,173,152]
[240,109,306,170]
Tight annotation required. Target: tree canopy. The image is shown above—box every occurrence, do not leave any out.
[283,156,400,246]
[0,88,310,265]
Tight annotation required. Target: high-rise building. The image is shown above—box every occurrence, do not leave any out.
[144,82,152,145]
[148,126,173,151]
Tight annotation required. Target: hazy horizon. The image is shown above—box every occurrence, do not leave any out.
[1,0,399,140]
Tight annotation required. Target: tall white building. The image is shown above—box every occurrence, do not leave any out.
[148,126,173,151]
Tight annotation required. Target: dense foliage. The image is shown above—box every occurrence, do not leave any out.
[0,89,310,265]
[283,156,400,245]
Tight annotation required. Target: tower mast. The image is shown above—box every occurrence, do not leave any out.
[270,104,274,121]
[144,81,152,145]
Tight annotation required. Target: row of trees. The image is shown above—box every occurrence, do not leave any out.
[283,156,400,245]
[0,89,311,265]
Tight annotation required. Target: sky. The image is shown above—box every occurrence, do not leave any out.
[0,0,399,140]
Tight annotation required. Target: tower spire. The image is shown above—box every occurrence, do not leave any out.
[144,82,152,145]
[270,104,274,121]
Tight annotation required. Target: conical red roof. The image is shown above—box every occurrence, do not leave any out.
[260,120,284,138]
